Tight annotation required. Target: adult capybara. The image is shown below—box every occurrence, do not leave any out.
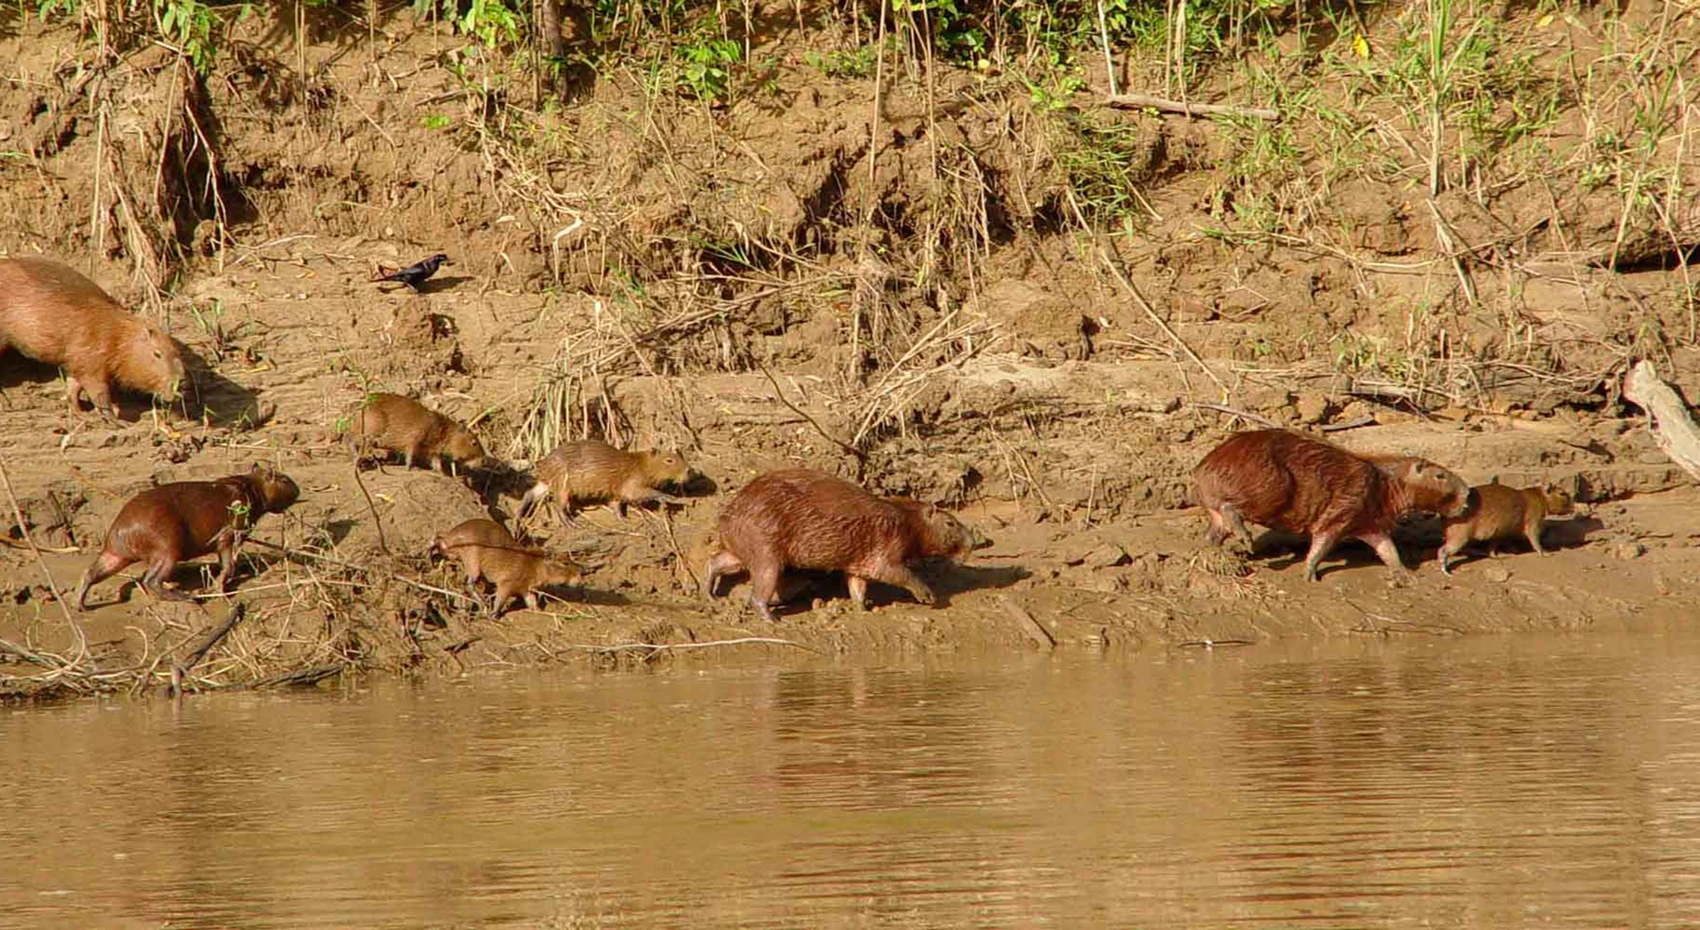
[1192,428,1470,581]
[702,468,986,622]
[0,257,186,417]
[430,517,581,617]
[1437,483,1575,574]
[518,439,690,523]
[346,392,488,473]
[75,464,300,610]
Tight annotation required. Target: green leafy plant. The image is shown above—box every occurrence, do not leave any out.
[678,36,740,102]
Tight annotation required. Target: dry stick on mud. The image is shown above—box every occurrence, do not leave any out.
[758,362,866,468]
[1191,402,1281,429]
[1099,251,1225,394]
[348,453,390,556]
[0,457,78,628]
[241,537,482,608]
[1106,93,1277,121]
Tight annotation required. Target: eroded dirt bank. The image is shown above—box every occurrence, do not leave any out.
[1,2,1697,698]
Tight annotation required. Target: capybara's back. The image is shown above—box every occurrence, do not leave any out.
[1193,428,1469,580]
[0,257,185,415]
[707,468,982,620]
[349,392,487,471]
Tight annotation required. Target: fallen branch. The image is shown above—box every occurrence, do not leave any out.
[1106,93,1278,121]
[1000,596,1055,650]
[170,602,246,696]
[1623,359,1700,482]
[242,537,481,607]
[757,361,865,467]
[575,637,824,656]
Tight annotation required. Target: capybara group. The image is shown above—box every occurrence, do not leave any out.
[430,518,582,616]
[1437,483,1575,574]
[0,257,186,417]
[703,468,986,622]
[1193,429,1471,581]
[75,464,300,609]
[347,392,489,473]
[519,439,690,523]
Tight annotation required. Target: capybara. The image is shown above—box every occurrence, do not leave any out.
[518,439,690,523]
[1192,429,1471,581]
[702,468,986,622]
[430,517,581,617]
[346,392,488,473]
[0,257,186,417]
[1437,483,1575,574]
[75,464,300,610]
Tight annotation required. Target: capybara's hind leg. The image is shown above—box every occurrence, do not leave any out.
[846,574,869,609]
[75,551,133,611]
[1203,507,1231,546]
[702,550,745,600]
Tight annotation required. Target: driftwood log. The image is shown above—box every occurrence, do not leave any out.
[1623,360,1700,482]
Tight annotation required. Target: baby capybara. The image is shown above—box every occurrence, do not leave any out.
[0,257,185,417]
[702,468,985,622]
[430,517,582,617]
[346,392,488,473]
[518,439,690,523]
[1192,428,1470,581]
[75,464,300,610]
[1437,483,1575,574]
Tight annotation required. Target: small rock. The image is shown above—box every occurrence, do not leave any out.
[1616,541,1647,561]
[1295,391,1329,424]
[1087,544,1131,568]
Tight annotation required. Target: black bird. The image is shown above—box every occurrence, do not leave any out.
[372,253,449,291]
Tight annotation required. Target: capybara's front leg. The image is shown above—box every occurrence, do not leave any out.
[1301,531,1342,582]
[140,558,194,604]
[748,559,783,622]
[846,574,869,609]
[1526,519,1549,555]
[869,564,936,606]
[1359,531,1409,575]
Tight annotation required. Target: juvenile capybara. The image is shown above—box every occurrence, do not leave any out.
[1192,428,1470,581]
[75,464,300,610]
[702,468,986,622]
[1437,483,1575,574]
[0,257,186,417]
[346,392,488,473]
[430,517,582,617]
[518,439,690,523]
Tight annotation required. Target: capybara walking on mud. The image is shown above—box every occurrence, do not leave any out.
[0,257,186,417]
[518,439,690,523]
[430,518,582,617]
[75,464,301,610]
[702,468,986,622]
[1437,483,1575,574]
[346,392,489,473]
[1192,429,1470,581]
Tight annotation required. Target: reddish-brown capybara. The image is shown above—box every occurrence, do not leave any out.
[702,468,987,622]
[1437,483,1575,574]
[0,257,186,417]
[430,517,582,617]
[519,439,690,523]
[75,464,301,610]
[1192,428,1470,581]
[346,392,489,473]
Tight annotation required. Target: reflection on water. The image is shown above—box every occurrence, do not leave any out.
[6,633,1700,928]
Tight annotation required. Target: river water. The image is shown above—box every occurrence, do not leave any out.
[5,631,1700,929]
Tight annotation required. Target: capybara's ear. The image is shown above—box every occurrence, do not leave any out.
[250,462,263,475]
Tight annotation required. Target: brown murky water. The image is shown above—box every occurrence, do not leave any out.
[7,632,1700,928]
